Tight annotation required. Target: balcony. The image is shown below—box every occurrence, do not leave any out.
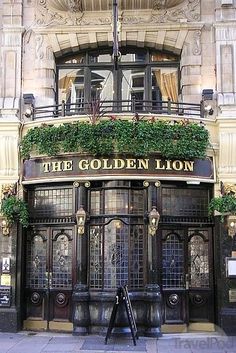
[26,98,206,121]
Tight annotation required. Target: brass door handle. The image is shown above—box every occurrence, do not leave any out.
[49,272,52,288]
[185,274,189,290]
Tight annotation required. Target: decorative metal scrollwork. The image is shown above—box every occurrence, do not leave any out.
[31,292,41,305]
[190,294,206,306]
[167,293,180,307]
[55,293,68,307]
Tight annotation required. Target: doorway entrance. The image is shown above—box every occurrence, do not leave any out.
[23,226,75,331]
[161,227,214,331]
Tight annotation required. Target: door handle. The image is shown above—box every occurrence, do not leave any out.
[49,272,52,288]
[185,274,189,290]
[45,271,52,288]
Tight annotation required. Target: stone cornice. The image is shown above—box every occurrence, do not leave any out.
[33,22,203,34]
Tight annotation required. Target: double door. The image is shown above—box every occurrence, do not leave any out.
[161,228,214,327]
[24,226,75,331]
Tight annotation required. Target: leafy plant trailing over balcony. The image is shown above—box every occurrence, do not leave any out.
[208,182,236,221]
[20,120,209,160]
[208,195,236,216]
[1,196,29,228]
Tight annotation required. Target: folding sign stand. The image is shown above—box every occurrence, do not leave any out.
[105,285,138,346]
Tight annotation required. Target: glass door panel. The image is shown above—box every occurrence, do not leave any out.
[161,228,214,325]
[24,226,74,331]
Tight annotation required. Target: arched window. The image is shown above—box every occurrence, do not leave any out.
[57,48,179,113]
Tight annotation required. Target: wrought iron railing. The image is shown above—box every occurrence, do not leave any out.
[29,98,205,120]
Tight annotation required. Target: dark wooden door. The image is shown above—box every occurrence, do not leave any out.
[24,226,75,331]
[161,228,214,326]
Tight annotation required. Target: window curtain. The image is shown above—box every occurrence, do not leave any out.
[154,69,178,102]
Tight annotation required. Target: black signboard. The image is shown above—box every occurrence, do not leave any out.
[23,154,215,183]
[0,286,11,307]
[105,285,138,346]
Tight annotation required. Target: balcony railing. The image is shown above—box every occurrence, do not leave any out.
[29,98,205,120]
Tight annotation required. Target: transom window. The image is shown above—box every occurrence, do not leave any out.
[57,48,179,112]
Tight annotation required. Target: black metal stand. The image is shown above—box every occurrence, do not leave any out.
[105,285,138,346]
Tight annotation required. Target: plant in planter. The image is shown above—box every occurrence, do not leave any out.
[1,195,29,228]
[208,182,236,221]
[20,119,210,160]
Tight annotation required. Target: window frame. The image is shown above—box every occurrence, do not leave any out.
[56,48,180,105]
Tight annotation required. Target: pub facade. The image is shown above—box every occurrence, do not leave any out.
[0,0,236,335]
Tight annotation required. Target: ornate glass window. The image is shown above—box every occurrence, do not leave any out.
[162,231,184,288]
[89,181,146,290]
[28,186,73,218]
[57,48,179,110]
[188,231,209,288]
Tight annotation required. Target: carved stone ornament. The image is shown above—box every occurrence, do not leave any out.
[223,183,236,195]
[36,0,199,26]
[1,184,17,200]
[153,0,185,10]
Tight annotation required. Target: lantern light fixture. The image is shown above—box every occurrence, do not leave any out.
[227,215,236,238]
[76,205,87,235]
[148,206,160,236]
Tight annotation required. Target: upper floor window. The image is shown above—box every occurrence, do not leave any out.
[57,48,179,113]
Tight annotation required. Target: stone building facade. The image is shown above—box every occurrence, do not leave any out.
[0,0,236,335]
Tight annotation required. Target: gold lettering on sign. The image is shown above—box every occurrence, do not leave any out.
[43,162,51,173]
[90,159,102,170]
[155,159,165,170]
[78,160,89,170]
[103,159,113,169]
[165,160,172,170]
[51,161,63,172]
[184,161,194,172]
[41,158,195,173]
[63,160,73,171]
[172,160,183,171]
[155,159,195,171]
[114,159,125,169]
[137,159,149,169]
[126,159,136,169]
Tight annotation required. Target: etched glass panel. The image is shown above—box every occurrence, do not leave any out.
[26,233,47,289]
[162,232,184,288]
[90,226,103,289]
[130,222,145,288]
[189,232,209,288]
[52,231,72,288]
[104,220,129,289]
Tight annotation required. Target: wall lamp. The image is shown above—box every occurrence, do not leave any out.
[76,205,87,235]
[1,219,10,236]
[227,215,236,238]
[148,206,160,236]
[204,104,214,116]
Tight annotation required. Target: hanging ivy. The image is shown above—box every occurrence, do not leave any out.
[1,196,29,228]
[208,194,236,217]
[20,119,210,160]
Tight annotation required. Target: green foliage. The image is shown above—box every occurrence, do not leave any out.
[208,194,236,219]
[1,196,29,228]
[20,120,209,160]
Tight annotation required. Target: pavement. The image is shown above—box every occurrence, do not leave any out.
[0,331,236,353]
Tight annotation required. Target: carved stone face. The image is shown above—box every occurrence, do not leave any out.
[46,0,186,12]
